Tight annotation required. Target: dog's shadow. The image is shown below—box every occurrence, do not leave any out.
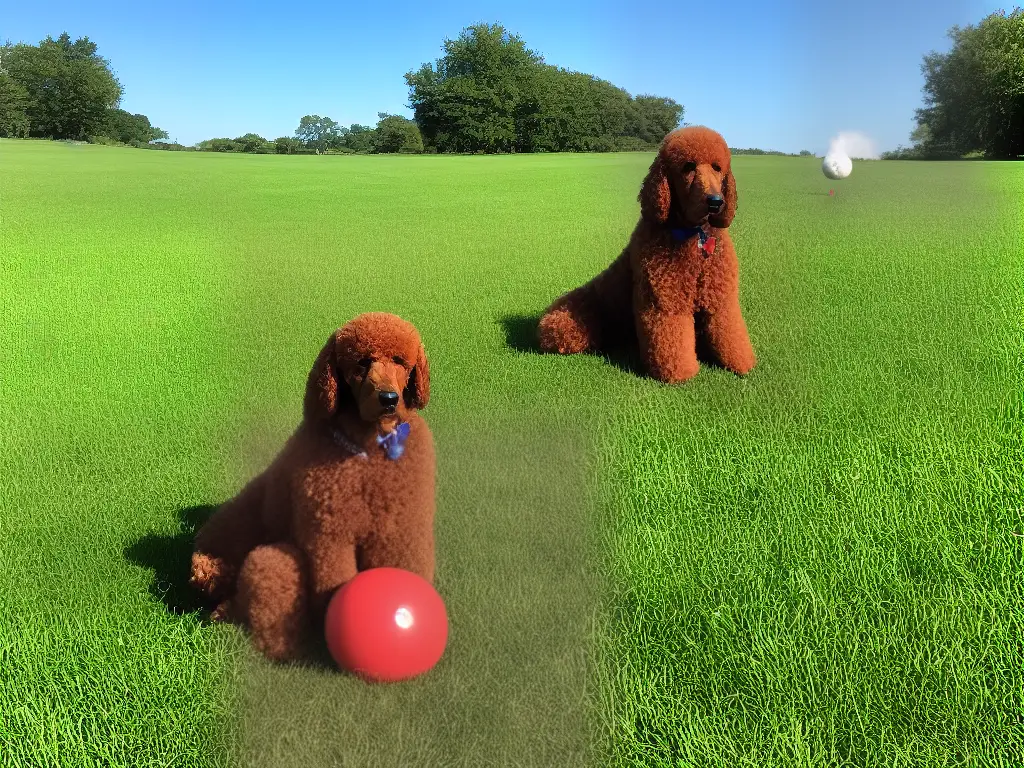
[124,505,340,670]
[124,504,218,621]
[498,312,646,377]
[498,311,727,378]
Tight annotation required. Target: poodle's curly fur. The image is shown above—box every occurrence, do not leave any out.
[189,313,436,661]
[538,126,756,383]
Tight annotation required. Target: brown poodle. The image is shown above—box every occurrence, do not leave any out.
[538,126,756,383]
[189,312,435,662]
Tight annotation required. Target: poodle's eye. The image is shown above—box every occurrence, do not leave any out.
[683,162,697,173]
[357,358,372,371]
[712,163,722,172]
[393,356,407,367]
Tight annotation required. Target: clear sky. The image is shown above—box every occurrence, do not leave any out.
[3,0,1002,153]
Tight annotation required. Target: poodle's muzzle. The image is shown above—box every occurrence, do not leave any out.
[378,390,399,414]
[706,194,725,215]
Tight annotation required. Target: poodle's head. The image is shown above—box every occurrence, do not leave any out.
[303,312,430,431]
[639,126,737,229]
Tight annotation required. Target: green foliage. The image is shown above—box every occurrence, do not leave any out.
[628,94,685,146]
[196,137,242,152]
[273,136,304,154]
[2,33,122,140]
[0,71,31,137]
[87,134,124,146]
[100,108,168,145]
[143,140,194,151]
[406,23,682,153]
[234,132,272,153]
[730,147,807,156]
[294,114,347,154]
[914,7,1024,159]
[374,112,423,153]
[881,145,927,160]
[405,23,543,153]
[345,123,377,153]
[192,134,270,153]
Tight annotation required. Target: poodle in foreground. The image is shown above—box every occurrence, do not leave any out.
[538,126,756,383]
[190,312,435,661]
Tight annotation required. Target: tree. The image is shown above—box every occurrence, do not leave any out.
[101,108,167,144]
[3,33,122,140]
[405,23,684,154]
[913,8,1024,159]
[374,113,423,153]
[628,95,684,146]
[345,123,377,153]
[295,114,345,154]
[405,23,545,153]
[274,136,304,154]
[197,137,242,152]
[0,70,31,137]
[234,132,272,153]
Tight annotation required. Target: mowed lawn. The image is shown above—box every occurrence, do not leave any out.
[1,139,1020,768]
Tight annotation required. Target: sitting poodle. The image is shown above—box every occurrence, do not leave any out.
[190,312,435,661]
[538,126,756,383]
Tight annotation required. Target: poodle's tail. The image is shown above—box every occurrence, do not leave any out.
[538,250,633,355]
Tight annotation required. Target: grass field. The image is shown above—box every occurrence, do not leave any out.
[1,139,1021,768]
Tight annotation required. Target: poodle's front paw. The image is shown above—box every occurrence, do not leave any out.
[655,365,700,384]
[190,552,233,599]
[646,354,700,384]
[724,348,756,376]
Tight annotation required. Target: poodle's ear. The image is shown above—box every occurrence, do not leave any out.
[404,343,430,410]
[638,155,671,223]
[303,332,338,421]
[709,168,737,228]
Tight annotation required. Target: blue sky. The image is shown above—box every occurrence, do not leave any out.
[3,0,1002,153]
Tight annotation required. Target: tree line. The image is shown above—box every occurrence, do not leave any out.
[883,7,1022,160]
[189,24,684,155]
[0,33,167,146]
[3,12,1020,158]
[0,24,682,155]
[192,113,423,155]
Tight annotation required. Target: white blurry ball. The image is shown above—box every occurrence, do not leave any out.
[822,152,853,180]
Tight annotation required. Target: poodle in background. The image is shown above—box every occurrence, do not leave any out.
[190,312,435,661]
[538,126,756,383]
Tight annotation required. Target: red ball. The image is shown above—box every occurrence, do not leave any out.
[324,568,448,682]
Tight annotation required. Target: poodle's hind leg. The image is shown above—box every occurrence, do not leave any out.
[235,543,309,662]
[538,286,605,355]
[538,251,632,355]
[190,473,269,603]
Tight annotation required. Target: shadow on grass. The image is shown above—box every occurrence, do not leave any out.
[498,311,647,378]
[498,310,737,379]
[124,503,347,671]
[124,504,218,621]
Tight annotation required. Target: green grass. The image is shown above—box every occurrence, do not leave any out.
[1,140,1020,767]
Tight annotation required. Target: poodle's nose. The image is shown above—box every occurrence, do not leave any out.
[706,194,724,214]
[378,390,400,410]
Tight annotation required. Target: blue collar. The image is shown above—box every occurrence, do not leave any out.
[377,421,411,461]
[670,225,706,242]
[669,224,716,257]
